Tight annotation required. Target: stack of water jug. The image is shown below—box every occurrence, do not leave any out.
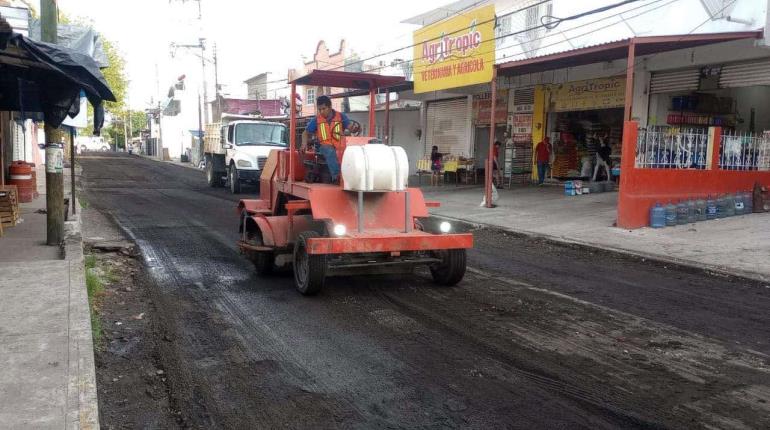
[649,191,754,228]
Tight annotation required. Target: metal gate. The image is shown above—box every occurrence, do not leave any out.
[649,68,699,94]
[425,98,470,157]
[719,59,770,88]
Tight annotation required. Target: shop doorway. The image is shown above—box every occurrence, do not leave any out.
[474,126,506,168]
[547,108,623,181]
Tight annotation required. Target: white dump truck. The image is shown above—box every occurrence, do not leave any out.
[204,114,288,193]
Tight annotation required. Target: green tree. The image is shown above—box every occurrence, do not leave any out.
[56,11,130,145]
[102,38,127,114]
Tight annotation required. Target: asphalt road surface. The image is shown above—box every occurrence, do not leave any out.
[81,153,770,429]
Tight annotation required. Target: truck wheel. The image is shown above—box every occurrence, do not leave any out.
[293,231,326,295]
[207,160,222,187]
[430,249,466,286]
[229,164,241,194]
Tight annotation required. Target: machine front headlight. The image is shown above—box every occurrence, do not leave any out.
[236,159,253,168]
[333,224,347,237]
[439,221,452,233]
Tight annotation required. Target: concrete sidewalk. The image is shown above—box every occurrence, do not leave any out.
[424,184,770,282]
[0,165,99,429]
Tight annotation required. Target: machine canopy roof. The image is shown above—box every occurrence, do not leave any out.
[292,70,405,90]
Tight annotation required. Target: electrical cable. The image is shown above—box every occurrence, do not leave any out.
[260,0,557,85]
[258,0,677,100]
[540,0,641,29]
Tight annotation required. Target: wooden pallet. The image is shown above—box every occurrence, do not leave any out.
[0,185,20,231]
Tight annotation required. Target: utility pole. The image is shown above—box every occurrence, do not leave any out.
[197,92,202,163]
[41,0,65,246]
[199,38,209,123]
[214,42,220,121]
[155,62,163,159]
[123,115,129,152]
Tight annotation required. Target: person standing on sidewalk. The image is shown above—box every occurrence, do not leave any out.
[493,140,503,188]
[535,136,551,185]
[430,145,443,186]
[592,133,612,181]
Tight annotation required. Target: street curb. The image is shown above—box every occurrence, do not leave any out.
[62,178,100,429]
[433,213,769,284]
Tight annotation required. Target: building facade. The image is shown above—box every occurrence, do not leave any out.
[244,72,287,101]
[288,40,347,117]
[400,0,767,185]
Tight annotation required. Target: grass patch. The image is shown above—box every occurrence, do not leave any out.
[85,254,105,346]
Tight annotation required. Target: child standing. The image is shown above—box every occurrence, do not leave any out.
[430,145,443,186]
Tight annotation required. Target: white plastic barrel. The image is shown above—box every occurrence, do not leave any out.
[341,144,409,192]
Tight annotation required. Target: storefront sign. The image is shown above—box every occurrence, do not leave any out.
[45,145,63,174]
[472,89,508,124]
[412,5,495,94]
[549,76,625,112]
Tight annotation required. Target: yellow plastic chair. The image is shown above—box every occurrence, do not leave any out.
[416,158,431,185]
[442,159,459,185]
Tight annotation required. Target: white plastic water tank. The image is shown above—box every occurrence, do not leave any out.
[341,144,409,192]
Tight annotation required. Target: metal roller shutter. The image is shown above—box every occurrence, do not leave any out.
[650,68,699,94]
[425,98,470,157]
[719,59,770,88]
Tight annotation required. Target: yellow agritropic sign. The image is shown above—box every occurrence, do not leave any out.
[549,76,626,112]
[412,5,495,94]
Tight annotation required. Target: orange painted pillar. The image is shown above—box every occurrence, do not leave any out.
[708,126,722,170]
[485,67,497,208]
[385,91,390,145]
[289,82,296,186]
[623,40,636,122]
[616,121,639,228]
[369,89,376,137]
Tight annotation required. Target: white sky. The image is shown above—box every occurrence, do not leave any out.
[57,0,451,109]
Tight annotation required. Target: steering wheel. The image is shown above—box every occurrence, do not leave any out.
[347,120,362,137]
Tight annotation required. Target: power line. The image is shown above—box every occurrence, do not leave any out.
[265,0,676,95]
[343,0,669,78]
[262,0,557,85]
[613,0,740,79]
[262,0,536,80]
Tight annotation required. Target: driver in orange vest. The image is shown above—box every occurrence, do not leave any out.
[301,95,359,182]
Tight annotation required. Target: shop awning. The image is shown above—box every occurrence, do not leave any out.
[0,27,116,133]
[496,31,763,77]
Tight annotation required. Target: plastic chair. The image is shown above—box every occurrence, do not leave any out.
[416,158,431,185]
[442,159,459,185]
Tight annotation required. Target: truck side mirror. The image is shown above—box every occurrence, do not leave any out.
[224,143,233,150]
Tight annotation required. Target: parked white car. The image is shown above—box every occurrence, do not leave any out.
[76,136,110,153]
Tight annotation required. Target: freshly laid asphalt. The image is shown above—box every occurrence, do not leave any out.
[81,152,770,429]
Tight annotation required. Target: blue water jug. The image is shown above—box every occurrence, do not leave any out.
[665,202,677,226]
[650,203,666,228]
[686,199,697,224]
[676,201,688,225]
[706,195,717,220]
[716,195,726,218]
[725,193,736,217]
[734,192,745,215]
[695,197,707,221]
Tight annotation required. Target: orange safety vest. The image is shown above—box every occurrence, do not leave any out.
[315,110,344,149]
